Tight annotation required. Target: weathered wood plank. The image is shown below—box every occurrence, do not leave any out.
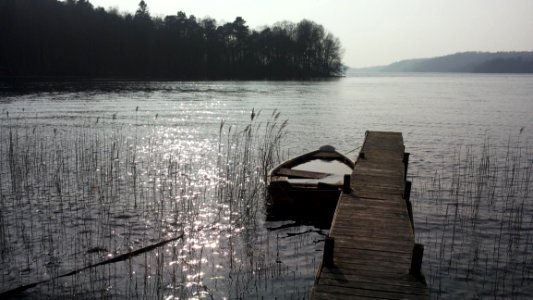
[339,195,407,206]
[317,277,428,295]
[328,258,411,273]
[352,190,406,200]
[332,216,413,230]
[312,131,427,300]
[331,248,412,262]
[321,264,411,278]
[331,227,414,240]
[313,285,427,300]
[332,238,414,253]
[334,206,408,217]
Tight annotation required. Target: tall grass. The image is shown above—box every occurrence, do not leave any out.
[413,135,533,299]
[0,108,319,299]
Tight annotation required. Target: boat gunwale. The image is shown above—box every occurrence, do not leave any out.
[268,148,355,178]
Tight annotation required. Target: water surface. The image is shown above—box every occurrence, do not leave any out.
[1,73,532,299]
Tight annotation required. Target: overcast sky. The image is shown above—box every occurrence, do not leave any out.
[87,0,533,67]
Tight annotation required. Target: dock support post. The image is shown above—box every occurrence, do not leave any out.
[343,175,351,193]
[410,243,424,278]
[404,181,414,231]
[323,236,335,267]
[403,152,410,181]
[404,180,412,201]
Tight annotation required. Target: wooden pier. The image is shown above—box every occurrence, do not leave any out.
[311,131,428,300]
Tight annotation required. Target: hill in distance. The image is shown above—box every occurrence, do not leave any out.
[352,51,533,73]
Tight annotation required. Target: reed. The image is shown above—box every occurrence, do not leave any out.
[413,134,533,299]
[0,108,320,299]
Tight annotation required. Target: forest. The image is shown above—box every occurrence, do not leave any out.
[0,0,345,79]
[355,51,533,73]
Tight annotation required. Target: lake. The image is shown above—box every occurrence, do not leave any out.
[1,73,532,299]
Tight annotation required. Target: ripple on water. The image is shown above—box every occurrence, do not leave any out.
[1,75,532,298]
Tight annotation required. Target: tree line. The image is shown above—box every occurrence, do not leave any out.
[369,52,533,73]
[0,0,344,79]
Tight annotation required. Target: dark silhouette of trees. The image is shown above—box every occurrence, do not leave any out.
[135,0,149,19]
[373,52,533,73]
[0,0,345,79]
[473,57,533,73]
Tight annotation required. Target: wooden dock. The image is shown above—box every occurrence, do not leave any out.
[311,131,428,300]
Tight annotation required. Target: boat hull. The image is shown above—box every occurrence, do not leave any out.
[266,181,341,228]
[266,146,354,228]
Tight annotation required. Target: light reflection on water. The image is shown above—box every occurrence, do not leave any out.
[0,105,320,299]
[0,74,532,299]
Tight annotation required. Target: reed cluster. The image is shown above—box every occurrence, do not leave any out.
[0,108,317,299]
[413,135,533,299]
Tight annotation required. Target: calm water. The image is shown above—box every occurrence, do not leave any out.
[1,73,533,299]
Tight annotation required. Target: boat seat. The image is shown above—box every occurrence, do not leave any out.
[275,168,329,179]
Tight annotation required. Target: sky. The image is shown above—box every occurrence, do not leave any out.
[87,0,533,68]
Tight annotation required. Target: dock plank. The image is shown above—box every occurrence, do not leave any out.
[311,131,427,299]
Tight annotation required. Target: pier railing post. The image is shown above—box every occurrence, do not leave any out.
[410,243,424,279]
[343,174,351,193]
[404,180,412,202]
[404,180,414,231]
[323,236,335,267]
[403,152,410,181]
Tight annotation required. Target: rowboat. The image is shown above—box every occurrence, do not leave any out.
[266,145,355,226]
